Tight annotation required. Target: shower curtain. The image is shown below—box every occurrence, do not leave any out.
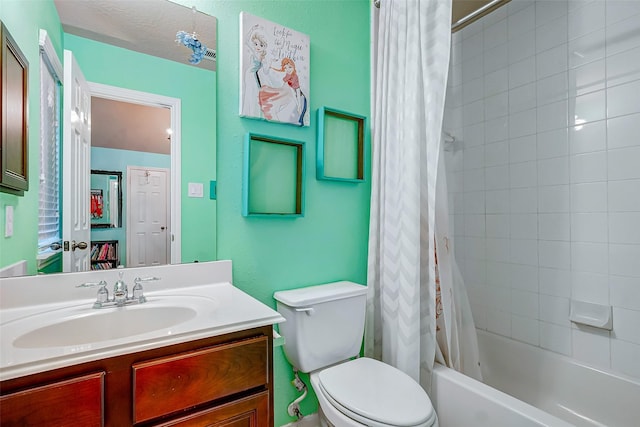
[364,0,481,391]
[433,142,482,381]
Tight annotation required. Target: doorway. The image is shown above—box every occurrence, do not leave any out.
[89,82,182,266]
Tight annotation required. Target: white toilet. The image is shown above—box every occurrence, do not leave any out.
[274,281,438,427]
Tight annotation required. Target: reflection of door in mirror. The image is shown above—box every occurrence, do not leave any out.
[127,167,169,267]
[62,50,91,273]
[89,86,179,269]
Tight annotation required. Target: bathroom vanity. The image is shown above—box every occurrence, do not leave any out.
[1,326,272,426]
[0,261,284,426]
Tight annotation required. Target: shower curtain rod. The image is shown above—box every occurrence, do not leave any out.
[374,0,508,31]
[451,0,506,31]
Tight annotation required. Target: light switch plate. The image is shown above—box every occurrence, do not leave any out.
[5,205,14,237]
[188,182,204,198]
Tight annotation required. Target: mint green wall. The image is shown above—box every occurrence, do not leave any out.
[0,0,63,274]
[90,146,171,265]
[64,34,217,263]
[1,1,371,425]
[198,1,372,424]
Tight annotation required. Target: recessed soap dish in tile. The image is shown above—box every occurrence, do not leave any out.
[569,300,612,331]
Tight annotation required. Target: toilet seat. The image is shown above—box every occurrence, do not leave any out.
[315,357,437,427]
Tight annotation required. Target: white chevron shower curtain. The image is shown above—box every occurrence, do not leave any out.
[365,0,480,390]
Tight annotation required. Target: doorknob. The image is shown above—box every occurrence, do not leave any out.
[161,226,166,231]
[71,240,88,251]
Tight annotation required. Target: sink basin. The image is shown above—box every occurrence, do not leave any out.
[13,306,197,348]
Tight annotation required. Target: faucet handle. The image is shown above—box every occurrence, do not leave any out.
[76,280,109,308]
[134,276,161,283]
[94,281,109,308]
[132,277,160,304]
[76,281,105,288]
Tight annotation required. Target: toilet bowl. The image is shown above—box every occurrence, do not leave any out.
[274,281,438,427]
[310,358,438,427]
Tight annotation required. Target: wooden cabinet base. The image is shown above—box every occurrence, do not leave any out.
[0,327,273,427]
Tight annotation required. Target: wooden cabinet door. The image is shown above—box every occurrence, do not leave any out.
[153,391,269,427]
[62,49,92,272]
[0,22,29,195]
[0,372,104,426]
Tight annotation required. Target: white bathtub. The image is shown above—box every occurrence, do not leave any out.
[431,330,640,427]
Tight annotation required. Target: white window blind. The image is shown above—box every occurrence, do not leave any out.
[38,48,61,251]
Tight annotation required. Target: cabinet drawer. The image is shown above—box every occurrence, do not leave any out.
[133,336,268,423]
[0,371,104,427]
[153,391,269,427]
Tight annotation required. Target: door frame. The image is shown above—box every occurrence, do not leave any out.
[126,166,170,267]
[88,82,181,264]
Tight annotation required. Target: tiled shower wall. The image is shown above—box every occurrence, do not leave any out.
[444,0,640,379]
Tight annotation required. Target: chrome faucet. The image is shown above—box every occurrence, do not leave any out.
[113,271,128,306]
[77,275,160,309]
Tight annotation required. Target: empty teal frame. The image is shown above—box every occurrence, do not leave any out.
[317,107,366,182]
[242,133,305,217]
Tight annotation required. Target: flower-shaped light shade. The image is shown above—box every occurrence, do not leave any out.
[176,31,207,64]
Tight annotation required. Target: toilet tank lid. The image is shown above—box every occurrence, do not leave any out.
[274,281,367,307]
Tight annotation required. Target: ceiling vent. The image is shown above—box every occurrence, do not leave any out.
[203,48,216,61]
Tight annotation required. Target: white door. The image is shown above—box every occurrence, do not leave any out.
[127,167,169,267]
[62,50,91,272]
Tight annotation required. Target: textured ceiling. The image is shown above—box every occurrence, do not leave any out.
[91,98,171,155]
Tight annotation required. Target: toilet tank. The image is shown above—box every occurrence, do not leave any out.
[274,281,367,373]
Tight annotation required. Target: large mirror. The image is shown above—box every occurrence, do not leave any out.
[0,0,217,276]
[55,0,218,273]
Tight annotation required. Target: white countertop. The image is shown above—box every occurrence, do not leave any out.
[0,261,285,382]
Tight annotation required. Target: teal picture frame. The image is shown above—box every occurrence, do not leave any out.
[242,133,305,217]
[316,107,366,182]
